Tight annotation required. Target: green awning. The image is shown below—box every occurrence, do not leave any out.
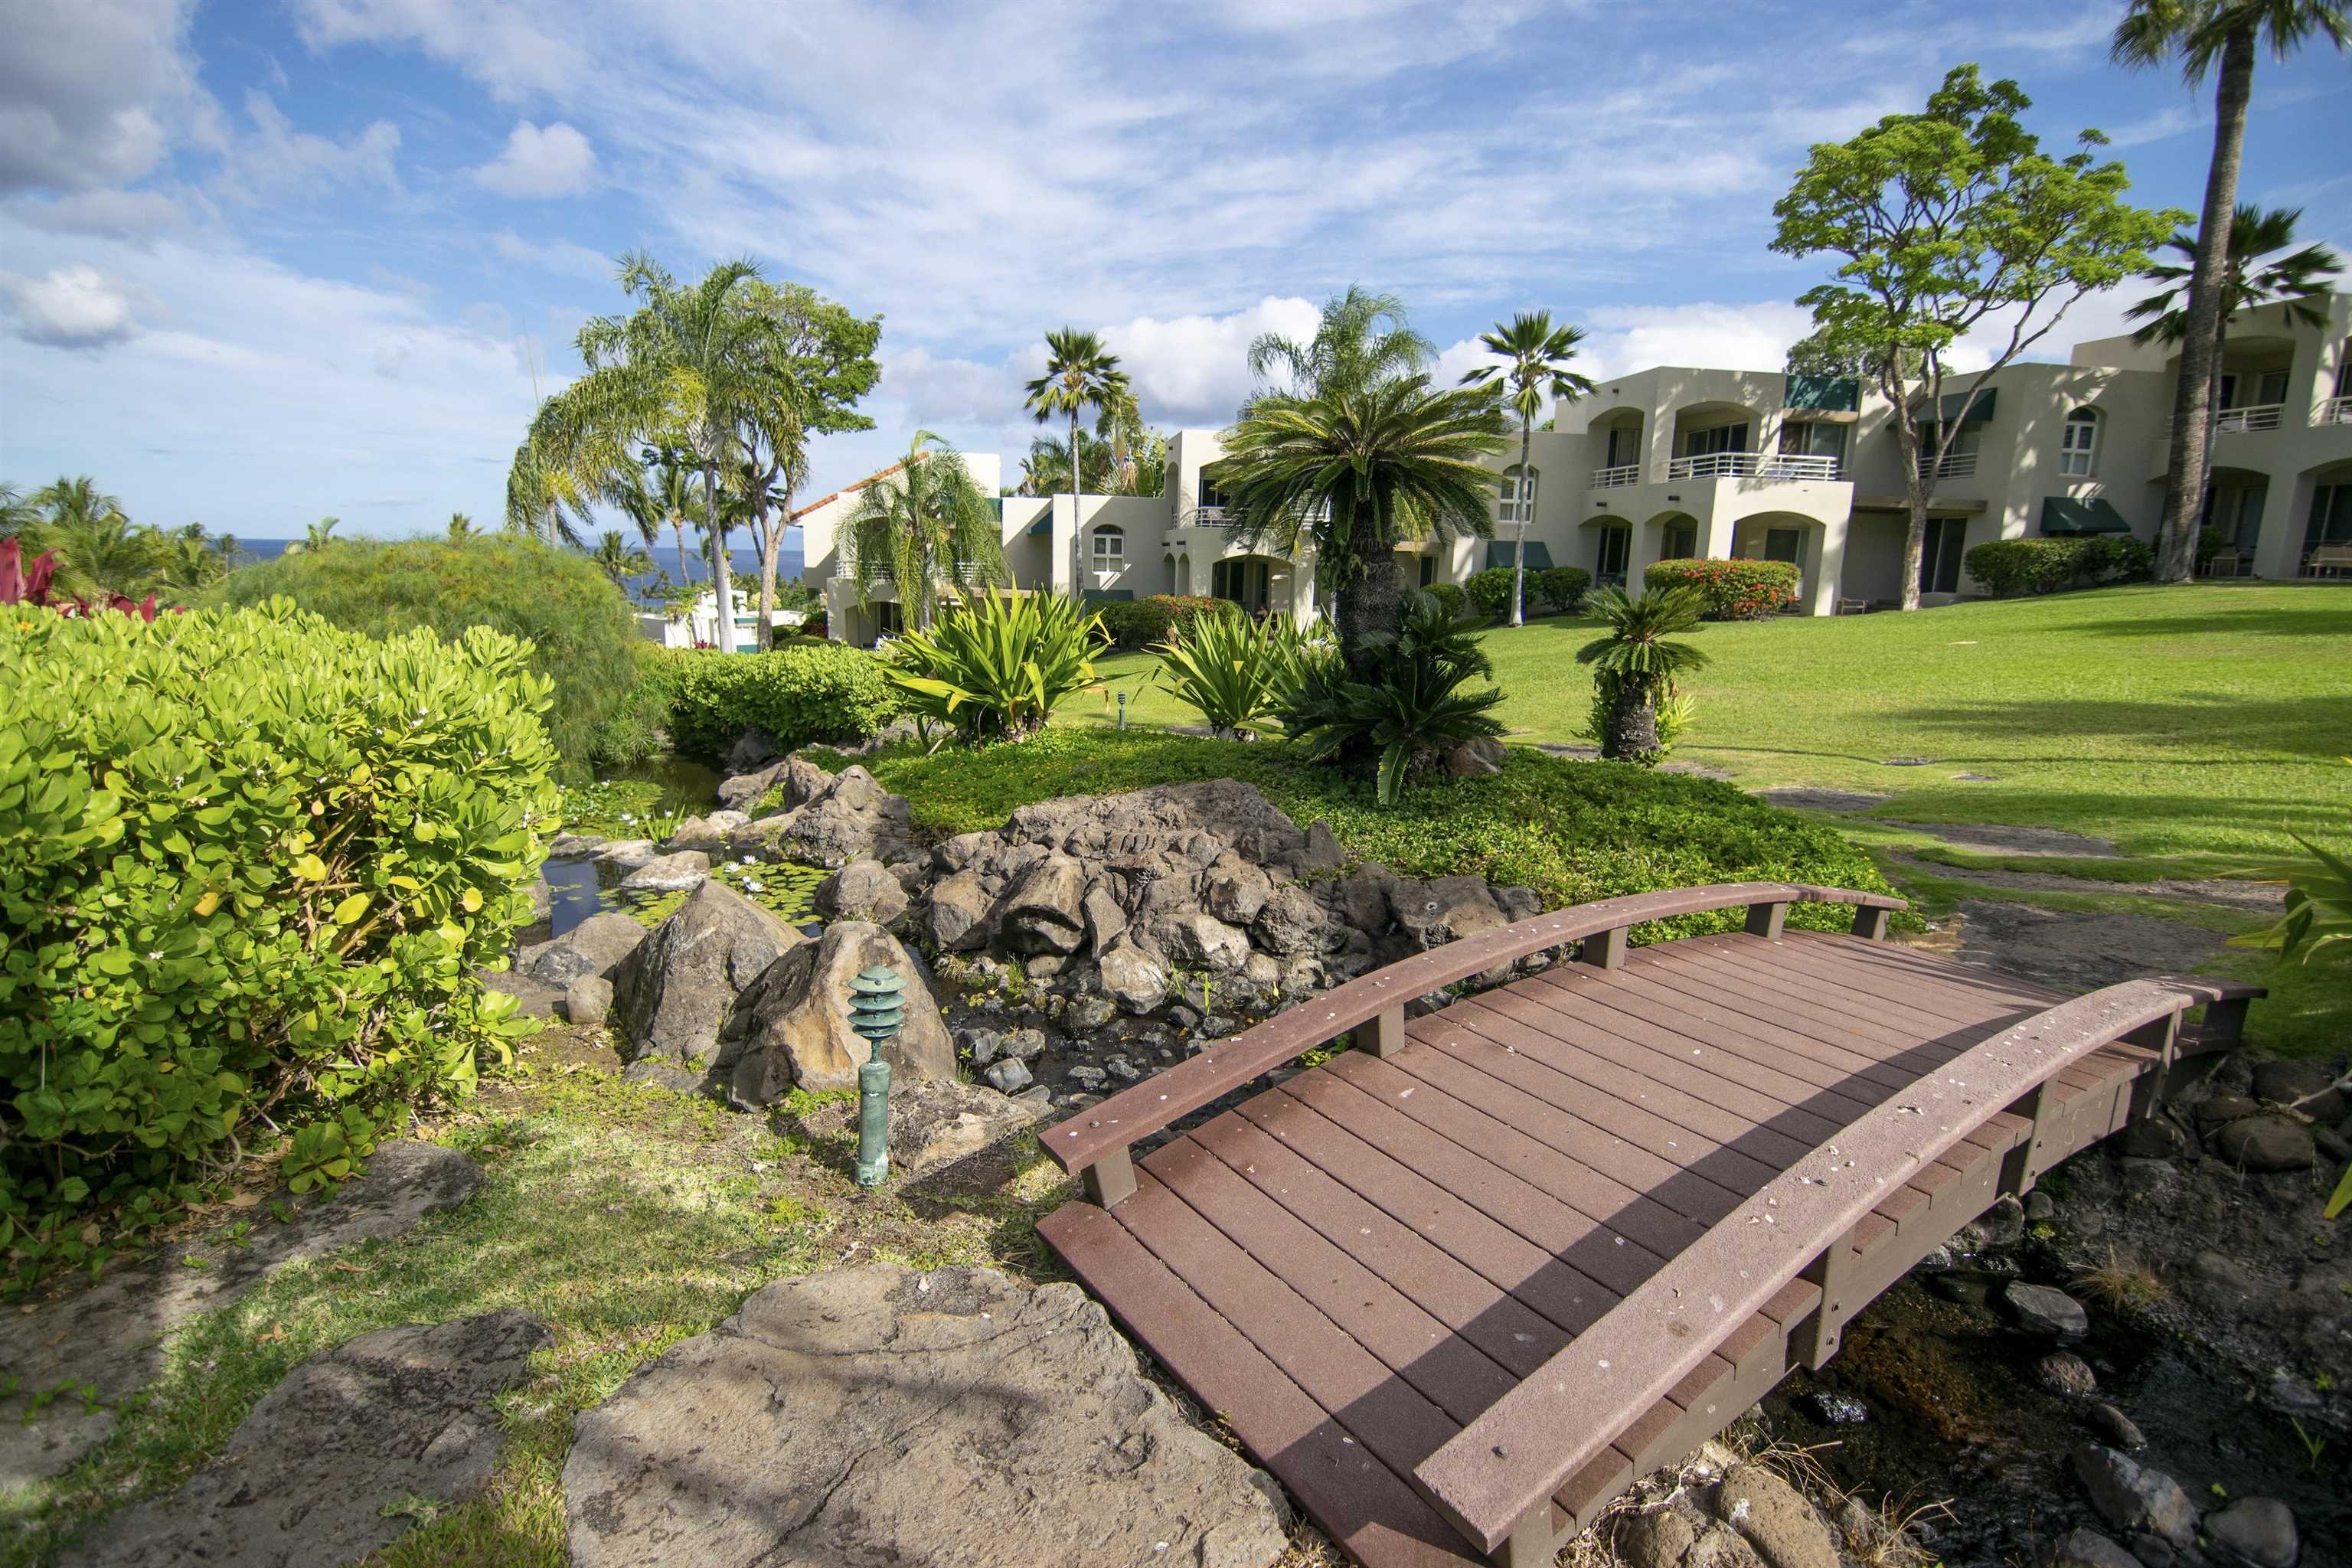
[1081,587,1134,603]
[1485,541,1555,571]
[1785,374,1859,412]
[1919,387,1996,427]
[2040,496,2133,535]
[1026,517,1052,537]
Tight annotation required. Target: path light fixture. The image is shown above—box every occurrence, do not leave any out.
[848,964,903,1188]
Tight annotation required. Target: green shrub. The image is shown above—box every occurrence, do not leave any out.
[664,642,900,761]
[1278,594,1505,804]
[1421,582,1467,618]
[1643,558,1798,620]
[2082,534,2155,583]
[1535,566,1592,613]
[1961,536,2153,597]
[1098,593,1220,648]
[1148,606,1312,739]
[1464,567,1517,620]
[219,536,639,776]
[885,590,1106,744]
[1,602,557,1277]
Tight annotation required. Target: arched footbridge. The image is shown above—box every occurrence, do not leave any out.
[1036,882,2262,1568]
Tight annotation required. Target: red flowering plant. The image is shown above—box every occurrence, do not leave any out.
[0,536,165,620]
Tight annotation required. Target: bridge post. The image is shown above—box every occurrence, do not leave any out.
[1081,1147,1136,1208]
[1851,904,1891,940]
[1576,925,1628,970]
[2201,995,2250,1043]
[1491,1504,1563,1568]
[2124,1011,2183,1113]
[1998,1083,2048,1197]
[1792,1223,1861,1369]
[1743,901,1788,939]
[1366,1004,1407,1059]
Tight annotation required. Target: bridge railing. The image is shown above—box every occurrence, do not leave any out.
[1040,880,1907,1207]
[1412,973,2249,1561]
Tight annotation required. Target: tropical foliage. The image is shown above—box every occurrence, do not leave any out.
[588,530,655,590]
[1644,557,1802,619]
[842,432,1010,631]
[2230,770,2352,968]
[1460,310,1596,626]
[1,476,240,606]
[1576,585,1711,763]
[1534,565,1592,612]
[884,590,1106,746]
[662,642,900,760]
[1022,328,1131,537]
[1,602,556,1277]
[1276,591,1507,804]
[1148,605,1313,739]
[1963,535,2155,596]
[1095,593,1222,648]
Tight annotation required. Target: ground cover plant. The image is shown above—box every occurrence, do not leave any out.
[1,603,557,1281]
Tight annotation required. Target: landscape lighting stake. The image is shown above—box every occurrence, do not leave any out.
[848,964,903,1188]
[1117,690,1127,730]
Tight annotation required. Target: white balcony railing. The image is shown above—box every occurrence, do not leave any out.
[2217,402,2284,433]
[1661,451,1843,482]
[1916,450,1978,480]
[1189,506,1234,526]
[2314,395,2352,426]
[1590,463,1642,488]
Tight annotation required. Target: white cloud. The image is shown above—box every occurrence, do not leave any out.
[291,0,593,100]
[224,91,401,198]
[0,0,216,195]
[1579,302,1818,381]
[490,230,615,282]
[472,120,598,198]
[1097,297,1321,425]
[0,263,143,349]
[8,187,190,240]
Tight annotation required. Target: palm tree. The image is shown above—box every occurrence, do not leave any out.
[152,531,229,598]
[1022,328,1129,593]
[0,482,37,538]
[531,256,794,653]
[34,508,154,599]
[1213,372,1511,675]
[1575,586,1711,763]
[1018,432,1113,498]
[841,432,1009,631]
[285,515,342,556]
[1460,311,1597,627]
[588,530,655,592]
[1245,286,1433,405]
[2129,203,2341,520]
[446,512,479,541]
[2112,0,2352,582]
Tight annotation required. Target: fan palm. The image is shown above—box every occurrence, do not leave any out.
[1211,372,1510,675]
[2112,0,2352,581]
[842,432,1010,632]
[1461,311,1597,627]
[1022,328,1129,590]
[1575,586,1711,763]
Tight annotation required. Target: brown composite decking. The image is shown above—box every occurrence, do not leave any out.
[1037,904,2253,1568]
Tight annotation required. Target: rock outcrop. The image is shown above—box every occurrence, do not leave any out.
[563,1266,1288,1568]
[727,760,916,869]
[724,921,955,1099]
[612,880,805,1074]
[515,911,648,988]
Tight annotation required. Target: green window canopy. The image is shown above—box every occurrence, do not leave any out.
[1025,516,1052,537]
[1785,374,1859,412]
[1485,541,1555,571]
[1917,387,1997,427]
[1081,587,1134,603]
[2040,496,2133,535]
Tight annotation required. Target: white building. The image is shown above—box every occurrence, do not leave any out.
[798,298,2352,641]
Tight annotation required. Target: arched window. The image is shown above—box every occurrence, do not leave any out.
[1090,524,1125,565]
[2060,407,2099,477]
[1499,464,1539,525]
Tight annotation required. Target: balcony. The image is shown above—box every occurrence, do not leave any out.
[2168,403,2285,438]
[1661,452,1843,482]
[1188,506,1236,526]
[1590,463,1642,489]
[2315,395,2352,427]
[1916,450,1978,480]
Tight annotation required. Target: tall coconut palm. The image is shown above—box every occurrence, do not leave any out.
[284,515,343,556]
[1575,585,1711,763]
[2129,204,2341,518]
[1212,373,1511,676]
[2112,0,2352,582]
[1245,286,1433,405]
[1019,431,1113,498]
[531,256,794,653]
[841,432,1008,631]
[1022,328,1129,593]
[1461,312,1597,627]
[446,512,479,541]
[152,531,229,598]
[33,507,154,599]
[588,530,655,592]
[0,482,38,537]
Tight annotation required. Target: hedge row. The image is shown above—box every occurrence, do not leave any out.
[1962,534,2155,597]
[2,603,558,1272]
[1464,565,1592,619]
[664,642,900,760]
[1097,594,1222,648]
[1644,557,1799,619]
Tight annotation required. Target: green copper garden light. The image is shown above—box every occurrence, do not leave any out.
[848,964,903,1188]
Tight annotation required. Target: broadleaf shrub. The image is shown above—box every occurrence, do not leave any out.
[663,642,900,760]
[1962,535,2156,598]
[1464,567,1517,620]
[1643,558,1798,620]
[1097,593,1220,648]
[2,601,558,1276]
[1421,582,1467,618]
[220,536,638,774]
[1534,566,1592,613]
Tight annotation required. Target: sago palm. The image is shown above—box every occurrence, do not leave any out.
[842,432,1009,631]
[1461,311,1597,627]
[1575,585,1711,763]
[1023,328,1129,588]
[1277,592,1506,805]
[2112,0,2352,581]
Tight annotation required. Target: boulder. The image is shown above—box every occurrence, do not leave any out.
[2193,1093,2262,1131]
[886,1076,1049,1178]
[1300,818,1346,874]
[2004,1281,2091,1341]
[1445,736,1506,777]
[595,838,658,871]
[727,922,955,1099]
[815,858,908,927]
[562,1266,1289,1568]
[662,812,748,851]
[1204,854,1273,925]
[2048,1527,2147,1568]
[2249,1059,2344,1122]
[2212,1114,2315,1171]
[516,911,648,988]
[64,1310,550,1568]
[2039,1351,2099,1397]
[563,975,613,1028]
[1002,853,1089,954]
[1100,940,1171,1014]
[524,873,554,923]
[983,1057,1034,1094]
[2206,1497,2298,1568]
[2085,1402,2146,1450]
[548,831,607,858]
[617,849,710,893]
[2072,1444,2198,1552]
[777,764,916,867]
[716,759,787,812]
[1714,1461,1838,1568]
[2114,1116,2188,1160]
[1081,884,1128,956]
[926,870,995,950]
[613,880,807,1072]
[1162,910,1252,972]
[724,727,785,774]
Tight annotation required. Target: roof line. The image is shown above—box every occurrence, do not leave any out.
[789,458,910,521]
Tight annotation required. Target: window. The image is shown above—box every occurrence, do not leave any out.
[1762,527,1803,565]
[1499,465,1538,525]
[2336,341,2350,397]
[1418,554,1437,588]
[2308,485,2352,557]
[1604,425,1641,469]
[2218,371,2239,409]
[1777,420,1844,460]
[2060,407,2099,477]
[1595,525,1630,581]
[1684,423,1749,457]
[1660,520,1698,560]
[2256,369,2290,407]
[1920,518,1965,596]
[1090,525,1124,565]
[1197,475,1227,510]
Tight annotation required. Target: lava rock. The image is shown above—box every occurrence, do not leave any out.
[2206,1496,2298,1568]
[2191,1093,2262,1132]
[2038,1351,2099,1397]
[1066,1064,1108,1090]
[2211,1114,2315,1172]
[2047,1527,2148,1568]
[563,975,614,1028]
[814,858,908,926]
[2249,1059,2344,1122]
[612,880,806,1073]
[2025,1190,2056,1222]
[885,1077,1047,1179]
[983,1057,1034,1094]
[517,911,650,988]
[1099,941,1171,1014]
[2004,1281,2091,1341]
[959,1026,1001,1066]
[549,831,607,858]
[617,849,710,893]
[1713,1460,1838,1568]
[561,1266,1289,1568]
[1803,1391,1870,1425]
[2114,1117,2188,1160]
[595,838,659,871]
[1064,995,1118,1034]
[2071,1443,2198,1552]
[727,921,954,1099]
[2084,1402,2146,1450]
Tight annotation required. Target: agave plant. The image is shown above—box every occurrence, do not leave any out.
[884,590,1106,746]
[2230,779,2352,971]
[1148,607,1312,740]
[1276,591,1504,804]
[1574,585,1710,763]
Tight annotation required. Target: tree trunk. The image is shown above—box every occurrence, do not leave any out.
[1893,400,1929,612]
[758,482,792,652]
[702,462,736,655]
[672,519,693,585]
[1604,684,1659,763]
[1510,419,1530,626]
[1337,512,1405,681]
[1069,409,1083,596]
[2158,24,2253,585]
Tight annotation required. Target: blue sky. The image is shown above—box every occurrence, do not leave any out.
[2,0,2347,540]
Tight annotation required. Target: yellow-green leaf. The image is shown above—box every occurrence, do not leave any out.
[331,892,371,924]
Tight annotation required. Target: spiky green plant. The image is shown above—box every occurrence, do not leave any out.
[2230,769,2352,967]
[1148,606,1312,739]
[884,590,1106,745]
[1574,585,1711,763]
[1277,591,1506,804]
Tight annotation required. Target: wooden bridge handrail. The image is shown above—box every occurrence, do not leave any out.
[1412,974,2236,1556]
[1040,880,1906,1199]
